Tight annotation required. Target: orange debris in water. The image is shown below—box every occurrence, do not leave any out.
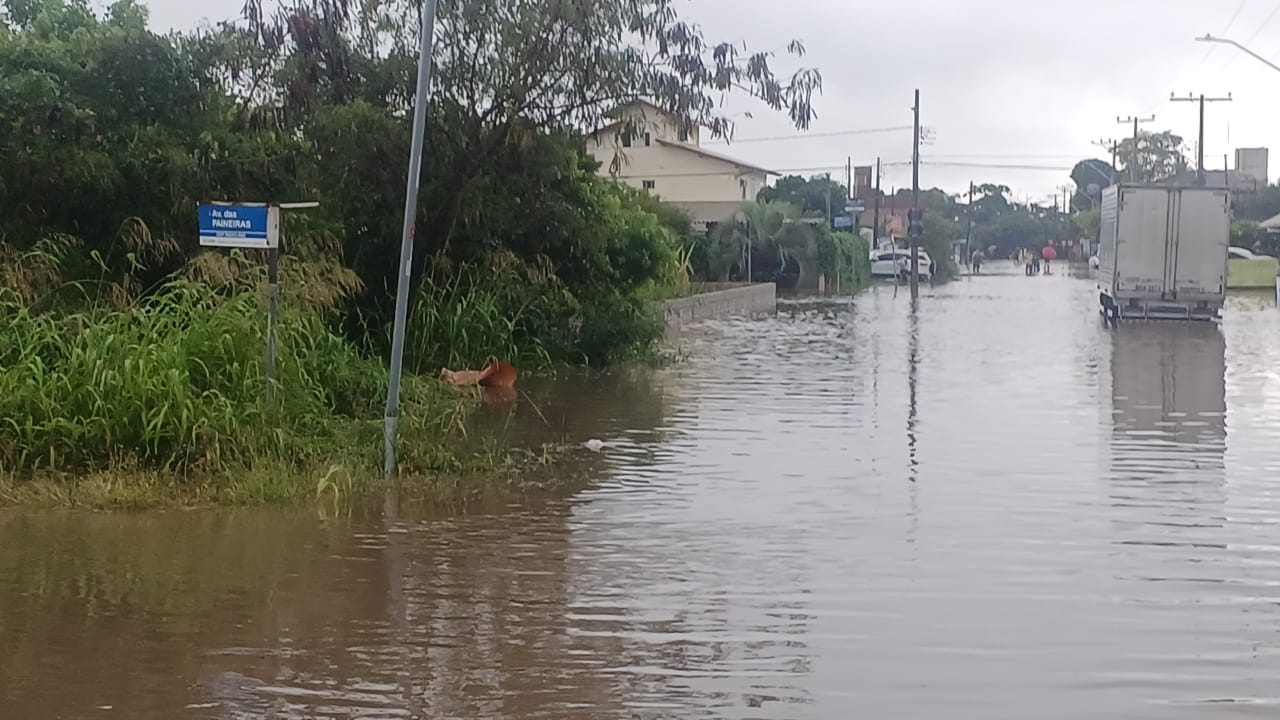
[439,358,517,389]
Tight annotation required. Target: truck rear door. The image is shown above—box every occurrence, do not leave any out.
[1169,188,1230,301]
[1115,187,1170,298]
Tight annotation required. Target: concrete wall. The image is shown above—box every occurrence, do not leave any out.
[1228,257,1279,288]
[660,283,776,329]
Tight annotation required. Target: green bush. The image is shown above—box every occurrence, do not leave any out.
[0,281,466,477]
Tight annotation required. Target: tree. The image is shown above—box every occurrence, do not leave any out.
[973,211,1045,257]
[1116,130,1189,183]
[1232,185,1280,222]
[758,174,847,218]
[224,0,821,259]
[708,200,812,283]
[1070,158,1115,209]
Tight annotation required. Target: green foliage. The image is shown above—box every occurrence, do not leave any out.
[0,281,467,479]
[758,174,848,217]
[815,230,871,292]
[1075,209,1101,241]
[1,0,822,371]
[1115,130,1190,183]
[922,213,960,281]
[1230,219,1264,249]
[1233,185,1280,222]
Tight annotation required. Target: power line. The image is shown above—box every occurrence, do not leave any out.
[608,158,1077,180]
[1174,1,1247,113]
[704,125,914,145]
[1245,3,1280,44]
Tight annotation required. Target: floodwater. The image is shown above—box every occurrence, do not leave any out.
[5,267,1280,719]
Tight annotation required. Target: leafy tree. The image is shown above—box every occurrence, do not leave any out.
[1115,130,1190,183]
[1070,158,1115,209]
[922,212,960,281]
[758,174,848,217]
[1230,219,1265,250]
[973,211,1045,257]
[1075,209,1101,241]
[708,200,803,282]
[1232,185,1280,222]
[1,0,825,366]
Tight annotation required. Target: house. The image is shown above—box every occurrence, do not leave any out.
[585,101,776,232]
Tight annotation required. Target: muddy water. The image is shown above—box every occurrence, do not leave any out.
[5,271,1280,719]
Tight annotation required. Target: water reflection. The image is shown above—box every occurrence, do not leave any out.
[1108,323,1227,519]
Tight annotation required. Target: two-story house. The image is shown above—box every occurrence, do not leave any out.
[585,101,776,232]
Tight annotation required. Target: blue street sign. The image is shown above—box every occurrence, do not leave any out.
[198,203,278,248]
[833,215,853,229]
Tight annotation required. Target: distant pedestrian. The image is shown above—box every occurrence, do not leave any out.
[1253,240,1266,257]
[971,248,985,274]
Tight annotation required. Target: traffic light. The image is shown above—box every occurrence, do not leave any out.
[907,208,924,239]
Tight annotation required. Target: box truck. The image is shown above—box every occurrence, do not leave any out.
[1097,184,1230,322]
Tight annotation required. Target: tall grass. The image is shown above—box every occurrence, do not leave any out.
[0,280,470,487]
[404,256,570,372]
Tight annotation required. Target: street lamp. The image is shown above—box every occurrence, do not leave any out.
[1196,34,1280,74]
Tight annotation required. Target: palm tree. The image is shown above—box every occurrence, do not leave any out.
[710,200,802,281]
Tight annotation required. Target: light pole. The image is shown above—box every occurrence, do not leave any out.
[1196,34,1280,74]
[384,0,440,477]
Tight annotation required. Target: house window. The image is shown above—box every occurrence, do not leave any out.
[740,179,748,199]
[678,126,689,142]
[621,133,632,148]
[642,180,656,190]
[644,131,651,147]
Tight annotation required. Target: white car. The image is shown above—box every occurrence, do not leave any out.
[870,248,933,281]
[1228,246,1257,260]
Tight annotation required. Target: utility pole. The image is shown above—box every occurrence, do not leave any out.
[825,171,833,227]
[1170,92,1232,185]
[909,89,921,300]
[965,181,974,263]
[1116,114,1155,182]
[872,158,882,245]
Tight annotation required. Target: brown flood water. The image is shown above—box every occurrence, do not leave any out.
[5,270,1280,719]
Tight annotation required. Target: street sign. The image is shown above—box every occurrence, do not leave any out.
[833,215,853,229]
[845,201,865,213]
[198,203,280,249]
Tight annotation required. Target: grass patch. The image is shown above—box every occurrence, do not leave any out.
[0,280,585,509]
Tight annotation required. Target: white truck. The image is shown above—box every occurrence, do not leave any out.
[1096,184,1230,322]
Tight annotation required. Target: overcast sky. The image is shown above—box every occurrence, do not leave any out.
[145,0,1280,203]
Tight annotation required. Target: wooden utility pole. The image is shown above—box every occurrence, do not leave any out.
[1171,92,1232,185]
[1116,114,1155,182]
[965,181,974,262]
[825,171,833,226]
[909,89,921,300]
[872,158,882,242]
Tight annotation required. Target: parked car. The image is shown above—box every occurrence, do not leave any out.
[870,248,933,281]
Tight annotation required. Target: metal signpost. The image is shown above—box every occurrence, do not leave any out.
[198,201,317,393]
[384,0,441,477]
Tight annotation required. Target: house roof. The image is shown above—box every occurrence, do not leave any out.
[591,100,678,136]
[653,137,776,175]
[1260,211,1280,231]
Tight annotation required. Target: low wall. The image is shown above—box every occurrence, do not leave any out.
[1228,257,1279,289]
[661,283,777,329]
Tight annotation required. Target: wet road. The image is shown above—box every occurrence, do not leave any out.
[5,269,1280,719]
